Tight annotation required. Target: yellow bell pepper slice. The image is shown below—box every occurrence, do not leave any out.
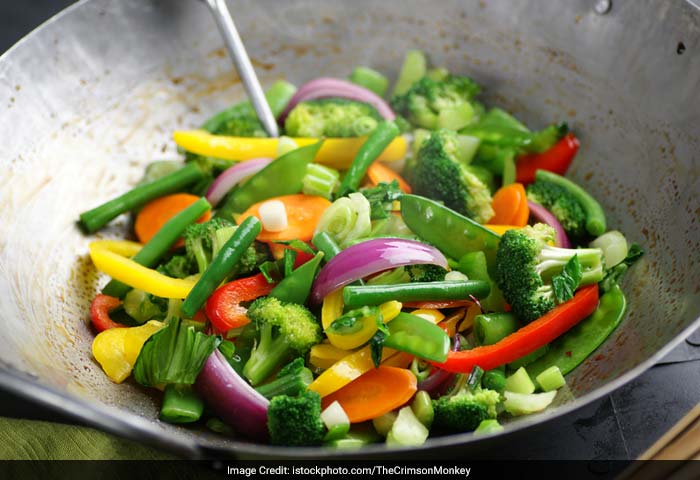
[92,320,163,383]
[483,224,520,236]
[409,308,445,324]
[88,240,197,299]
[309,343,349,371]
[308,345,397,398]
[173,130,407,169]
[322,289,401,350]
[381,351,414,369]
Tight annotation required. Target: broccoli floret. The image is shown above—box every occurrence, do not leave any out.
[267,390,325,446]
[255,358,314,399]
[284,98,381,138]
[183,219,268,276]
[526,180,587,239]
[406,264,448,282]
[213,112,267,138]
[391,75,481,130]
[411,129,495,223]
[496,224,604,322]
[432,388,501,433]
[242,297,321,386]
[157,255,194,279]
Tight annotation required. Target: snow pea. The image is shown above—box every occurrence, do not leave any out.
[270,252,324,305]
[383,312,450,363]
[215,141,323,220]
[527,285,627,379]
[400,194,500,270]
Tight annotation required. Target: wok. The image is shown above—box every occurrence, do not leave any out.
[0,0,698,459]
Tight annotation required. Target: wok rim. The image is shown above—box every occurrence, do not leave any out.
[0,0,698,460]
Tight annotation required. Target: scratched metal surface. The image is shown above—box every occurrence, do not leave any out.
[0,0,698,459]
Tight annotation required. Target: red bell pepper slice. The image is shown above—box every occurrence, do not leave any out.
[516,133,580,184]
[90,294,127,332]
[205,273,276,334]
[431,284,599,373]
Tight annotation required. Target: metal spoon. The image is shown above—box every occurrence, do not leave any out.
[201,0,279,137]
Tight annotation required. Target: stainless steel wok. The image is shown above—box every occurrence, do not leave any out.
[0,0,698,459]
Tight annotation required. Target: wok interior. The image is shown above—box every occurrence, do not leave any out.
[0,0,698,456]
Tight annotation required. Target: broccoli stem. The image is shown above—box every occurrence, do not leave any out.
[102,198,211,298]
[79,162,205,233]
[243,323,293,386]
[537,246,603,284]
[255,365,313,399]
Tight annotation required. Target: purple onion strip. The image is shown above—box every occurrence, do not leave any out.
[527,200,572,248]
[310,238,448,304]
[195,350,269,441]
[205,158,272,207]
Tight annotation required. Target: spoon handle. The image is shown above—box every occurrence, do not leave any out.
[203,0,279,137]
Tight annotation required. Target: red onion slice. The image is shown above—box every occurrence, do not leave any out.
[310,238,448,304]
[195,350,269,441]
[527,200,572,248]
[279,77,395,122]
[206,158,272,207]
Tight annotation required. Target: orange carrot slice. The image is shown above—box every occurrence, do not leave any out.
[134,193,210,246]
[238,194,331,242]
[367,161,412,193]
[321,366,417,423]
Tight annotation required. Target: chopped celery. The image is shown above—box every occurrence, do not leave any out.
[372,411,398,437]
[502,154,516,186]
[535,366,566,392]
[474,419,504,435]
[503,390,557,416]
[386,406,429,446]
[504,367,535,394]
[411,391,434,429]
[349,66,389,97]
[302,163,340,199]
[393,50,427,96]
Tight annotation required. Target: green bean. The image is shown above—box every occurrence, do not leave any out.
[311,232,342,260]
[474,313,519,346]
[159,384,204,424]
[102,198,211,298]
[181,216,261,317]
[342,280,490,308]
[535,169,607,236]
[79,162,205,233]
[337,120,400,197]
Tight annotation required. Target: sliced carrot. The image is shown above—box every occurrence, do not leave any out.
[367,161,412,193]
[321,366,417,423]
[238,194,331,242]
[134,193,211,247]
[489,183,529,227]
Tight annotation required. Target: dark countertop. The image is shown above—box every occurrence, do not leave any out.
[1,0,698,461]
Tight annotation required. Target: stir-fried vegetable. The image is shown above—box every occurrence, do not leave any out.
[78,49,642,448]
